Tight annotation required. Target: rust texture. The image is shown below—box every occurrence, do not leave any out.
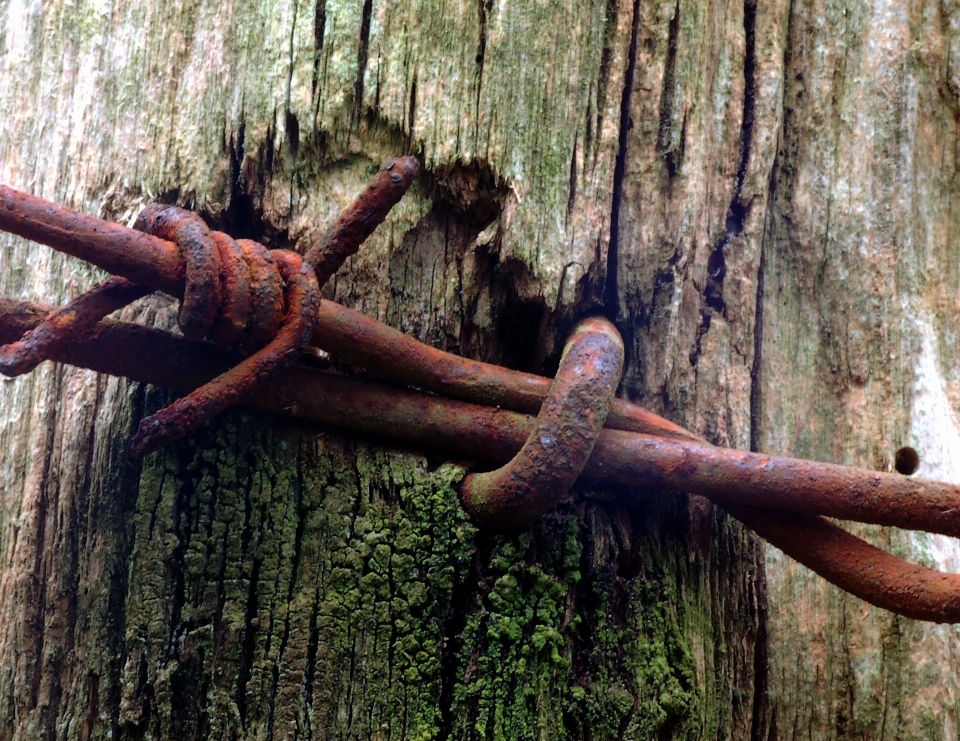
[0,159,411,454]
[460,317,624,531]
[236,238,285,350]
[0,299,960,623]
[4,295,960,619]
[585,431,960,537]
[304,156,420,283]
[5,294,960,620]
[0,276,149,375]
[129,250,319,457]
[728,507,960,623]
[206,231,251,346]
[134,204,224,340]
[5,166,960,622]
[313,298,698,442]
[0,183,184,293]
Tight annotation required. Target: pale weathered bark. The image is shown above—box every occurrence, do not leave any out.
[0,0,958,739]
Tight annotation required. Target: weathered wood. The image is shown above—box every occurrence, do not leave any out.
[1,0,958,738]
[759,3,960,738]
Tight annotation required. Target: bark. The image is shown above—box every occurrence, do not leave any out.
[0,0,956,739]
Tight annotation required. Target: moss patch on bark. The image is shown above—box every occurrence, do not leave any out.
[115,409,738,740]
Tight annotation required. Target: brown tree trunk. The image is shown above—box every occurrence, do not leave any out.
[0,0,957,739]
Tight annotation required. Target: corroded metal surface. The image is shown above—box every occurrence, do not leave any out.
[4,296,960,620]
[236,238,286,350]
[304,156,420,283]
[134,204,224,340]
[5,166,960,622]
[0,183,184,293]
[460,317,624,531]
[729,506,960,623]
[0,276,149,375]
[584,431,960,537]
[0,158,414,453]
[128,249,319,457]
[313,298,698,442]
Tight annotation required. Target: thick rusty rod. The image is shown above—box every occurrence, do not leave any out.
[0,184,184,293]
[305,157,420,284]
[587,430,960,538]
[725,506,960,623]
[313,299,699,443]
[0,277,149,375]
[4,297,960,620]
[461,317,624,531]
[0,157,419,302]
[6,295,959,535]
[0,179,708,444]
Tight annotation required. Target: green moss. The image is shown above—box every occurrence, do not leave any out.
[573,556,699,741]
[116,405,753,740]
[914,708,945,741]
[119,411,479,739]
[445,509,703,741]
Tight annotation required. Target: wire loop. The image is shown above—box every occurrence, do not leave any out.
[460,317,624,531]
[6,158,960,622]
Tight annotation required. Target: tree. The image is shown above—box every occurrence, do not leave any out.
[0,0,958,739]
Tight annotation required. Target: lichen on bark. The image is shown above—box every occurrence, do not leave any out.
[110,409,759,740]
[118,410,478,739]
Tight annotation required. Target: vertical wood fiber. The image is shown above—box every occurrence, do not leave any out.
[1,0,958,739]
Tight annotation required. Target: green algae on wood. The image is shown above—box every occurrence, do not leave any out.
[113,409,754,740]
[119,412,476,739]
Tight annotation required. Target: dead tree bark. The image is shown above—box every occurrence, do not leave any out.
[0,0,957,739]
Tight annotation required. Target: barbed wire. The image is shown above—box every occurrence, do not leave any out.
[1,161,959,622]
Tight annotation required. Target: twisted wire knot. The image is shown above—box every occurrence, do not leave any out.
[132,205,288,350]
[129,205,320,455]
[0,202,320,457]
[0,156,419,456]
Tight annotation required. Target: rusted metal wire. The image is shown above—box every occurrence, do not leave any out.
[132,204,226,341]
[305,156,420,284]
[0,183,184,292]
[311,299,698,442]
[460,317,624,531]
[0,159,415,454]
[3,295,960,621]
[0,276,149,375]
[129,249,320,457]
[727,508,960,622]
[3,172,960,622]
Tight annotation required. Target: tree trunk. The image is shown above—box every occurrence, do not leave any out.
[0,0,957,739]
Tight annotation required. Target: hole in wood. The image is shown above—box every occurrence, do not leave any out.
[894,446,920,476]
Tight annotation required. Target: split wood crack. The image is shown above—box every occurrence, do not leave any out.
[1,161,959,622]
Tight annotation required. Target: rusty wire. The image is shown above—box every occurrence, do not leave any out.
[0,157,416,456]
[3,166,960,622]
[461,317,624,532]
